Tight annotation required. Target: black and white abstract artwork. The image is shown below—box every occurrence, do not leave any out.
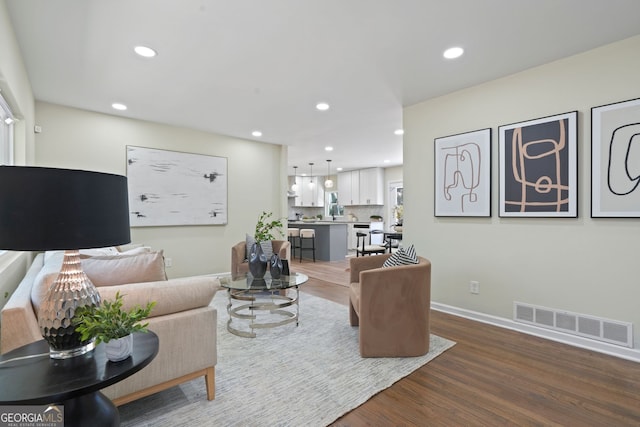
[434,128,492,217]
[591,97,640,217]
[126,146,227,226]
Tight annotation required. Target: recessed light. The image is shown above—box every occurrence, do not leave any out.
[252,130,262,137]
[134,45,157,58]
[316,102,330,111]
[394,129,404,135]
[112,103,127,111]
[325,146,333,151]
[443,47,464,59]
[336,167,343,171]
[383,159,390,164]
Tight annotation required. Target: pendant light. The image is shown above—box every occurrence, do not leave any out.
[308,163,314,188]
[324,159,334,189]
[291,166,298,192]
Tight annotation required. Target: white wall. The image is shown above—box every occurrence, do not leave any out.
[0,0,35,165]
[34,102,288,278]
[0,0,36,313]
[404,35,640,351]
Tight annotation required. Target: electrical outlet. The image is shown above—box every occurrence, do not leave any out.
[164,257,172,268]
[469,280,480,294]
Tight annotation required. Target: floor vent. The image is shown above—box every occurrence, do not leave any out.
[513,302,633,348]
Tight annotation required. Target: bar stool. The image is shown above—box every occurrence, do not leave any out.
[298,228,316,262]
[287,228,300,259]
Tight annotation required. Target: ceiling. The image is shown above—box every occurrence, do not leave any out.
[6,0,640,175]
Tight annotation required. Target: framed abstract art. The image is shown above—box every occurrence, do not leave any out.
[591,97,640,218]
[498,111,578,217]
[434,128,492,217]
[126,146,228,226]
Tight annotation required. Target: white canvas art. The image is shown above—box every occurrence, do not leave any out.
[434,128,492,217]
[126,146,227,226]
[591,97,640,217]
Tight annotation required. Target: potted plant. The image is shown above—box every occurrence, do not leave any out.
[393,205,404,230]
[254,211,284,243]
[74,291,156,362]
[250,211,284,278]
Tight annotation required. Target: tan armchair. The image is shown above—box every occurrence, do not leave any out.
[349,253,431,357]
[231,240,291,277]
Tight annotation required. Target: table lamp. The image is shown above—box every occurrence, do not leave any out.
[0,166,131,359]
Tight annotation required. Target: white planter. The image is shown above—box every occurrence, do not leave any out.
[104,334,133,362]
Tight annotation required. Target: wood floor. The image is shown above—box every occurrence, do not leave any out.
[294,258,640,426]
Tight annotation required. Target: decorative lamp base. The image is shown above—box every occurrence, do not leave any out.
[37,250,102,359]
[49,340,96,359]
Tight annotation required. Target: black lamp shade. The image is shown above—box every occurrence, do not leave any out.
[0,166,131,251]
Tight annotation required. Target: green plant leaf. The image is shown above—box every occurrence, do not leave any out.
[254,211,284,243]
[73,290,156,345]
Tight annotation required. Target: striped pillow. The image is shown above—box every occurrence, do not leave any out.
[382,244,418,267]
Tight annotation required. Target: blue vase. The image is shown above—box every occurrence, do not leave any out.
[248,242,267,279]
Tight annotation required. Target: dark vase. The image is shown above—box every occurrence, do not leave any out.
[248,242,267,279]
[269,254,283,279]
[281,259,290,276]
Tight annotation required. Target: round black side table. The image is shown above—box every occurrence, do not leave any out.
[0,331,158,427]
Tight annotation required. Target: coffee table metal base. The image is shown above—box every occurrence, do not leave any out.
[226,287,299,338]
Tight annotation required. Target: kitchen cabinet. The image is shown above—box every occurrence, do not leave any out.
[346,223,356,250]
[337,170,359,205]
[358,168,384,205]
[294,176,324,207]
[337,168,383,205]
[287,222,347,261]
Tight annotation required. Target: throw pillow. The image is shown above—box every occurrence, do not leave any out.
[79,246,119,257]
[245,234,256,260]
[260,240,274,259]
[81,251,167,286]
[79,245,151,259]
[382,244,419,268]
[31,252,65,313]
[117,245,151,256]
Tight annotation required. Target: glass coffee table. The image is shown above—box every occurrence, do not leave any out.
[220,271,308,338]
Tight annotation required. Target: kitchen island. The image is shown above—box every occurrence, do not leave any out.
[288,221,348,261]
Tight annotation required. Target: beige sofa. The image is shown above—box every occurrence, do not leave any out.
[1,249,219,406]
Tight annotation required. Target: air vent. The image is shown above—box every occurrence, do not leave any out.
[514,302,633,348]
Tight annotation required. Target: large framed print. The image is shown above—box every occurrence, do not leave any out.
[126,146,227,226]
[434,128,491,217]
[498,111,578,217]
[591,97,640,217]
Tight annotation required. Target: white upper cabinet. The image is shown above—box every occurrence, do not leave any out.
[358,168,384,205]
[294,176,325,207]
[337,168,383,205]
[337,170,359,205]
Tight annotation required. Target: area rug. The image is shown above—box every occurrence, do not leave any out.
[119,291,455,427]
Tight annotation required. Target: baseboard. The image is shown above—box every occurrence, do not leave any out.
[431,302,640,363]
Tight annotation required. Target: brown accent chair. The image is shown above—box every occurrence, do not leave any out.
[349,253,431,357]
[231,240,291,278]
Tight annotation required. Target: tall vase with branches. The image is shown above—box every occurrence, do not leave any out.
[249,211,284,279]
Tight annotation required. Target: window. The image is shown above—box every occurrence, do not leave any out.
[325,191,344,218]
[0,91,14,257]
[388,181,403,225]
[0,91,14,165]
